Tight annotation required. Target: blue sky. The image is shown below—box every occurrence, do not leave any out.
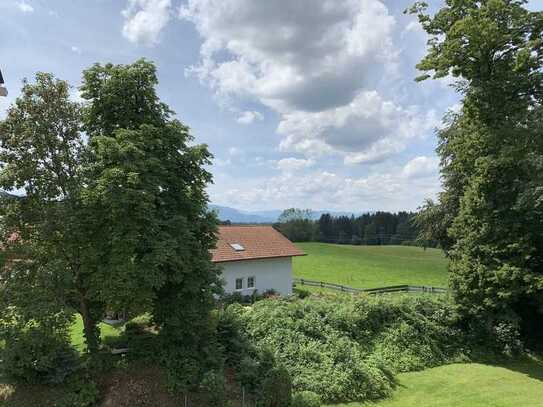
[2,0,542,212]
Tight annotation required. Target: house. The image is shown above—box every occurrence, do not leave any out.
[211,225,306,296]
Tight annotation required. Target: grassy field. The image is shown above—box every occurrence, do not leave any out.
[293,243,449,289]
[332,358,543,407]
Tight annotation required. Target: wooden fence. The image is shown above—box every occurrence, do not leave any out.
[293,278,447,295]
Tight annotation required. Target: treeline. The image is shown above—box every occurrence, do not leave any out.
[275,208,434,247]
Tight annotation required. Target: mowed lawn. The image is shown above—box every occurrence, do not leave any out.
[333,359,543,407]
[69,314,123,352]
[293,243,449,289]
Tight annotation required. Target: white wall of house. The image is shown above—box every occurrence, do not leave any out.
[219,257,293,296]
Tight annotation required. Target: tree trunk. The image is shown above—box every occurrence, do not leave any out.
[79,293,99,354]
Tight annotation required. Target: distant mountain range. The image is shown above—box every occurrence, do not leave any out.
[0,191,358,224]
[209,204,359,223]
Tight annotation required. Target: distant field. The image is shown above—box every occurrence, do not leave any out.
[293,243,449,289]
[333,359,543,407]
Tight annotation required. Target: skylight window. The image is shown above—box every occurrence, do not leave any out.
[230,243,245,251]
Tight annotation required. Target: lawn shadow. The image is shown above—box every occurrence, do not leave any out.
[496,354,543,382]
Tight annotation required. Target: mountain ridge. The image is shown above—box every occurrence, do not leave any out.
[209,204,361,223]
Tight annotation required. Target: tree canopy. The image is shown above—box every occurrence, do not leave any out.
[0,60,221,366]
[411,0,543,342]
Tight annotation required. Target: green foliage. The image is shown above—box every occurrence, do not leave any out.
[410,0,543,341]
[57,374,99,407]
[0,72,104,353]
[199,369,227,407]
[360,296,466,372]
[317,212,422,246]
[0,326,79,385]
[1,59,220,386]
[220,297,416,402]
[80,58,223,388]
[290,391,321,407]
[219,295,522,404]
[259,366,292,407]
[276,208,316,242]
[122,322,160,363]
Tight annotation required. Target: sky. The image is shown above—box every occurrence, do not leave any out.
[1,0,542,213]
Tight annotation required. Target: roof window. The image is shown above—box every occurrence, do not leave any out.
[230,243,245,251]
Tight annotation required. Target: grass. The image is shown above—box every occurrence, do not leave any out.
[332,358,543,407]
[293,243,449,289]
[69,314,123,353]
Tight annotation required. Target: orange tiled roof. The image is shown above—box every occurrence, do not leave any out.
[211,225,306,263]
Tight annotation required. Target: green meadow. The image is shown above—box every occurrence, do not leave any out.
[293,243,449,289]
[334,359,543,407]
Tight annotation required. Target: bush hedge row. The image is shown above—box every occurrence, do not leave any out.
[218,293,519,404]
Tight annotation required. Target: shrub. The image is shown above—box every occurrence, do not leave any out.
[259,366,292,407]
[355,296,467,372]
[124,327,160,363]
[290,391,321,407]
[220,294,478,403]
[225,298,396,402]
[58,374,99,407]
[464,315,523,358]
[200,369,227,407]
[1,327,79,384]
[219,294,523,404]
[293,287,311,299]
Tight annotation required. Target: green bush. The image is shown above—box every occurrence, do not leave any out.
[464,316,523,358]
[293,287,311,299]
[200,369,227,407]
[290,391,321,407]
[218,294,520,404]
[219,294,485,403]
[1,327,79,384]
[58,374,99,407]
[259,366,292,407]
[355,295,467,372]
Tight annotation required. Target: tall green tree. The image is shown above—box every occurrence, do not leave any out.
[80,60,222,386]
[0,73,103,352]
[410,0,543,338]
[276,208,315,242]
[1,60,221,362]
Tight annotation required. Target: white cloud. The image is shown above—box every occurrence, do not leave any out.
[210,166,441,212]
[71,46,82,55]
[403,20,423,34]
[278,91,439,163]
[16,1,34,13]
[181,0,397,113]
[69,88,85,104]
[179,0,436,164]
[228,147,241,156]
[237,110,263,124]
[276,157,315,172]
[402,156,440,179]
[122,0,171,46]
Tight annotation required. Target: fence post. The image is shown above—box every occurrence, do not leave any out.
[321,281,324,288]
[301,278,304,286]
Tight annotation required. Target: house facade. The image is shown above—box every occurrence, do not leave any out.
[211,226,305,296]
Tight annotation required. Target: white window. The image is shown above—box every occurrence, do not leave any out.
[247,276,255,289]
[235,278,243,290]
